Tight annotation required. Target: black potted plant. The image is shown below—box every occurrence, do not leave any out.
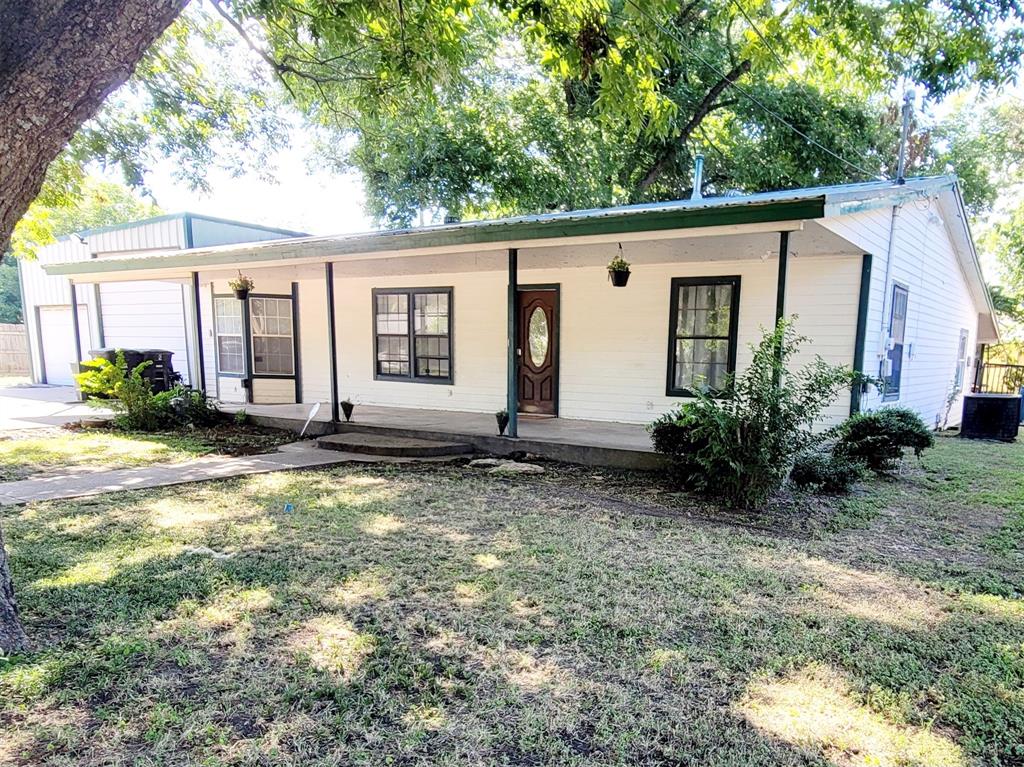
[341,398,355,422]
[229,272,254,300]
[607,249,631,287]
[496,408,510,436]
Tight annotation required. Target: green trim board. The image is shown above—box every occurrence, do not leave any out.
[47,198,827,277]
[850,253,873,415]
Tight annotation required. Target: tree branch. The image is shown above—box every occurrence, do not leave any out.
[635,58,751,194]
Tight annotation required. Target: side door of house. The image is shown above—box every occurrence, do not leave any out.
[517,287,558,416]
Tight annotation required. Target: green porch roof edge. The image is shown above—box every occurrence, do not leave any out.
[47,197,826,276]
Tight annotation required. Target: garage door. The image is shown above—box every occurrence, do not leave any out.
[39,306,88,385]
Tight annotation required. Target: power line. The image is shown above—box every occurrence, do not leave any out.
[621,0,888,181]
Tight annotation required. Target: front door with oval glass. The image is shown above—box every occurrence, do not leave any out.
[517,288,558,415]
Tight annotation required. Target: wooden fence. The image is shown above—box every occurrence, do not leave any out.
[0,323,30,375]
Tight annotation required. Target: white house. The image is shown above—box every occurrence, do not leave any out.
[19,213,306,385]
[41,176,998,443]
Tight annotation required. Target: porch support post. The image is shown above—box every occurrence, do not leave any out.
[69,280,83,400]
[850,253,873,415]
[241,293,253,405]
[69,280,82,365]
[325,262,340,423]
[507,248,519,439]
[191,272,206,393]
[775,230,789,325]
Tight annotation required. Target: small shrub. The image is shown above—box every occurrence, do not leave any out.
[108,362,165,431]
[836,407,934,474]
[790,449,865,493]
[648,409,709,486]
[649,318,860,508]
[75,352,127,399]
[234,409,249,425]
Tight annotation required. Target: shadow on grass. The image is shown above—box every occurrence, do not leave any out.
[1,460,1021,765]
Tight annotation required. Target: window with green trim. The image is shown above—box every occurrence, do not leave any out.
[373,288,453,383]
[667,276,740,396]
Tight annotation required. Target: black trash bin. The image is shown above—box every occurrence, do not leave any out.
[138,349,177,393]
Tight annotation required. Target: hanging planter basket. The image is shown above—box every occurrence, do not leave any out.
[229,272,255,301]
[608,269,631,287]
[341,400,355,422]
[496,410,510,436]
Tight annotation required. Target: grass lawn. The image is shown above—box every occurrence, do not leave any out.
[0,425,295,482]
[1,433,1022,765]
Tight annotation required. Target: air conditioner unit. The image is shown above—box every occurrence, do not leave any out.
[961,394,1021,442]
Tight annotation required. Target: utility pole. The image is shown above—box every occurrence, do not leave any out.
[896,90,914,184]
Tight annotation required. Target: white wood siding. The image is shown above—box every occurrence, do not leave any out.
[821,199,982,426]
[99,281,191,384]
[328,255,861,425]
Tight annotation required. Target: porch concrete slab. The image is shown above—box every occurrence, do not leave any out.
[336,406,663,470]
[0,442,405,506]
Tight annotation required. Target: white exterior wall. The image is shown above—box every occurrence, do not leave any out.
[87,217,185,255]
[18,239,98,383]
[822,197,982,427]
[329,254,862,425]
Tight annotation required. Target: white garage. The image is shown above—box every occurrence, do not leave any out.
[37,305,89,385]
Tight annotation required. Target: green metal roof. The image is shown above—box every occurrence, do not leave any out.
[45,176,956,277]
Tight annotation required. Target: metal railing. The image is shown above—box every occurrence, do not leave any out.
[974,363,1024,395]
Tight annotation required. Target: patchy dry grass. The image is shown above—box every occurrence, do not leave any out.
[0,425,294,481]
[0,434,1022,765]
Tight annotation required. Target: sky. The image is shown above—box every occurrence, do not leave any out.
[142,138,372,238]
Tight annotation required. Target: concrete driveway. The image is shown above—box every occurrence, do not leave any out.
[0,382,110,432]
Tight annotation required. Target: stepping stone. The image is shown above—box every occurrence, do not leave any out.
[316,432,474,458]
[488,461,545,475]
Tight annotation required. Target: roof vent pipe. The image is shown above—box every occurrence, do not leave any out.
[690,154,704,200]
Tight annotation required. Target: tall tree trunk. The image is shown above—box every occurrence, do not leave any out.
[0,0,188,652]
[0,0,189,254]
[0,526,27,653]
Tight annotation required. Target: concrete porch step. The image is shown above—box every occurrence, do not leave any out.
[316,432,474,458]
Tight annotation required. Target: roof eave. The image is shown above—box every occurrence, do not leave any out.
[45,197,826,278]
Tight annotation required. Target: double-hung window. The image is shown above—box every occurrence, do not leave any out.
[954,328,969,390]
[250,297,295,376]
[882,284,909,400]
[667,276,740,396]
[214,297,244,375]
[373,288,453,383]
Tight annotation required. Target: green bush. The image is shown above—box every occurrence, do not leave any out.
[74,352,127,399]
[790,449,865,493]
[108,362,164,431]
[648,411,708,486]
[836,407,934,473]
[649,319,860,508]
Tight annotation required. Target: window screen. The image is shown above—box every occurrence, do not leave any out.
[667,277,739,395]
[214,297,244,375]
[249,297,294,376]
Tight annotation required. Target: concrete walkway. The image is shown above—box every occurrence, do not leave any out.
[0,383,109,432]
[0,442,391,506]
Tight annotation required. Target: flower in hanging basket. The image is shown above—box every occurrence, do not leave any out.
[229,273,255,299]
[607,251,631,287]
